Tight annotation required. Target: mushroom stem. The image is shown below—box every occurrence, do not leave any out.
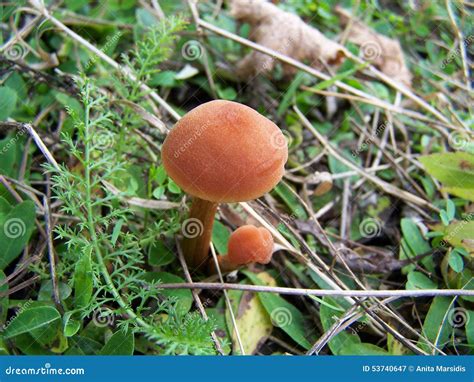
[182,197,218,269]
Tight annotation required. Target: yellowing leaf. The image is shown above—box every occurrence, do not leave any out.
[231,291,272,354]
[419,153,474,199]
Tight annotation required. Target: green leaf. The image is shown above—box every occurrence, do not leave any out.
[143,272,193,314]
[420,296,453,353]
[111,219,124,246]
[446,199,455,220]
[38,281,72,301]
[243,271,312,349]
[277,72,306,117]
[74,252,93,308]
[3,306,61,339]
[100,330,134,355]
[63,312,81,337]
[167,179,181,194]
[440,210,450,226]
[419,153,474,200]
[319,296,360,354]
[406,271,438,290]
[311,63,367,92]
[401,218,431,256]
[432,220,474,251]
[466,311,474,348]
[0,86,17,120]
[339,342,388,355]
[273,183,307,219]
[0,200,36,270]
[212,220,230,255]
[0,270,8,325]
[448,251,464,273]
[148,241,174,267]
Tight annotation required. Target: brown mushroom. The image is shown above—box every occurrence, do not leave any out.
[161,100,287,270]
[212,225,274,273]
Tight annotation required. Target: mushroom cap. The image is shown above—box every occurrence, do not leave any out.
[227,225,274,265]
[162,100,288,203]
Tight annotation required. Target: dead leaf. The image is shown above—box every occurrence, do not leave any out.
[230,0,345,78]
[336,7,412,86]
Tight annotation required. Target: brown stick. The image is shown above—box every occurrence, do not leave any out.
[182,197,218,269]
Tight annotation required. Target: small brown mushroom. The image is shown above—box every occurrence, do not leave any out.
[162,100,287,270]
[211,225,275,273]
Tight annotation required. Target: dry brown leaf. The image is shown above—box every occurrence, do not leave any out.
[230,0,345,78]
[336,7,412,86]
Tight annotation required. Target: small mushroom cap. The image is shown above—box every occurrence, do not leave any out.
[227,225,274,265]
[162,100,288,203]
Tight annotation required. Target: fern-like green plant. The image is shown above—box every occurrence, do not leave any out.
[45,77,216,355]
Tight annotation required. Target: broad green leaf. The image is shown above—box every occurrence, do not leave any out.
[401,218,431,256]
[14,333,55,355]
[143,272,192,314]
[63,312,81,337]
[443,187,474,202]
[0,86,17,120]
[100,330,134,355]
[466,311,474,349]
[339,342,388,355]
[448,251,464,273]
[319,296,360,355]
[243,271,312,349]
[212,220,230,255]
[0,196,12,216]
[3,306,61,339]
[38,281,72,301]
[406,271,438,290]
[65,335,102,355]
[440,221,474,252]
[0,200,36,270]
[148,241,174,266]
[419,153,474,200]
[74,252,93,308]
[273,183,307,219]
[0,270,8,325]
[54,92,84,119]
[420,296,453,353]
